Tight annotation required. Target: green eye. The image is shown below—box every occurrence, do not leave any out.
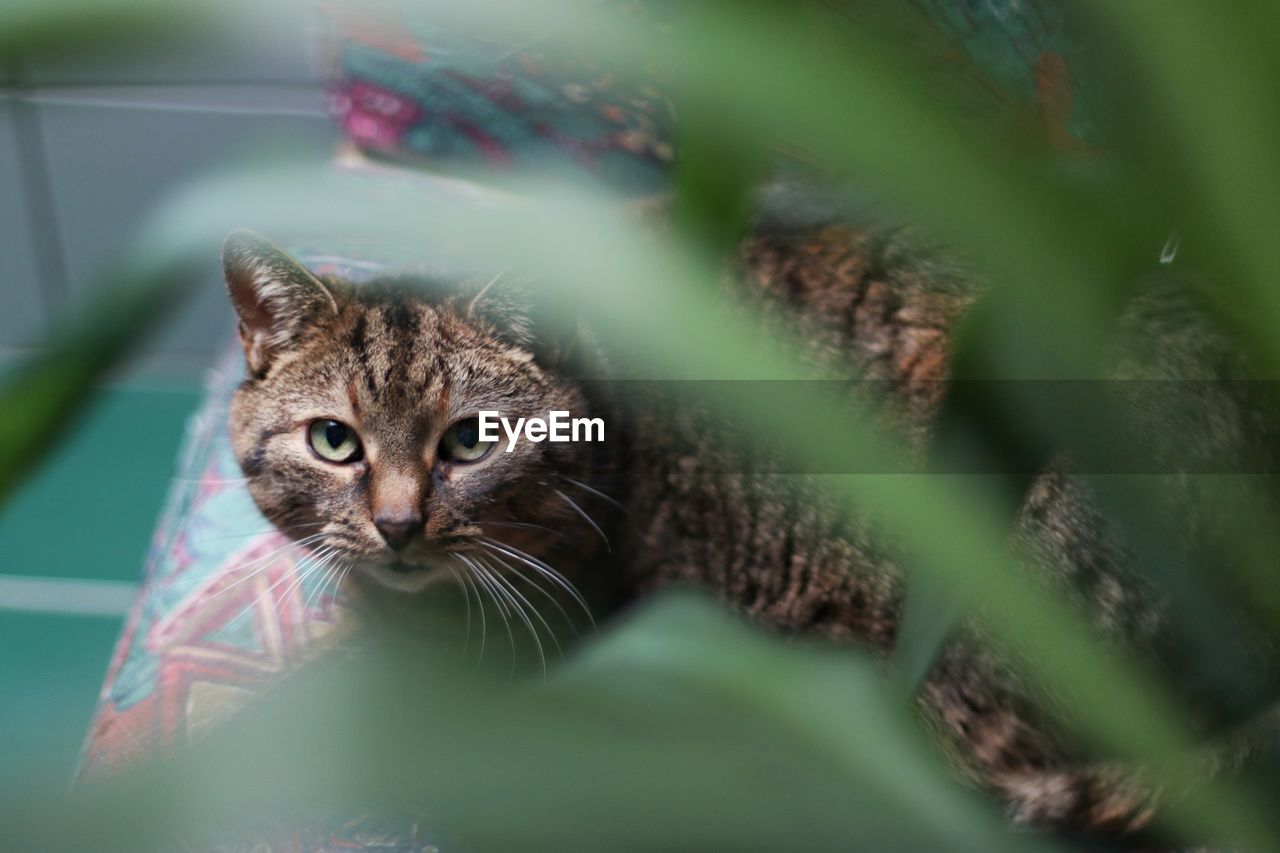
[308,419,363,463]
[440,418,493,463]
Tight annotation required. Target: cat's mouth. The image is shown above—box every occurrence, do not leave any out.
[362,557,452,593]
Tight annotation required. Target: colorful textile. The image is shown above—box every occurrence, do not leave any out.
[322,0,1092,201]
[323,2,677,194]
[78,345,357,776]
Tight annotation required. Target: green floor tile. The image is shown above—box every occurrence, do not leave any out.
[0,383,201,787]
[0,611,124,792]
[0,384,201,582]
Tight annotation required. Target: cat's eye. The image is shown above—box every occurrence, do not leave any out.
[440,417,493,463]
[308,419,363,463]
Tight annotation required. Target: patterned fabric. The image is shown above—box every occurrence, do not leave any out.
[323,1,677,194]
[322,0,1092,200]
[79,345,357,776]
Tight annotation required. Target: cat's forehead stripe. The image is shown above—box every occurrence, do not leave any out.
[348,313,367,353]
[435,370,450,414]
[347,380,361,418]
[381,300,421,335]
[347,298,453,409]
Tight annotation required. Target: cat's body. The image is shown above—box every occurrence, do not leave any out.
[622,225,1162,834]
[222,219,1278,842]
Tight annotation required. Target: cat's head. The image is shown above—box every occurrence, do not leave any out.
[222,230,610,595]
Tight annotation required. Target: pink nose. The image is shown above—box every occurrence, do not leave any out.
[374,513,421,551]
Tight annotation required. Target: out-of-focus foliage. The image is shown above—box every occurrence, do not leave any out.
[0,595,1045,852]
[0,257,194,500]
[4,0,1280,850]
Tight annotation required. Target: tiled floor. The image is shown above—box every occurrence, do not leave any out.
[0,384,200,785]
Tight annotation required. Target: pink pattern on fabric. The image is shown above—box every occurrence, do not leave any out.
[331,82,424,151]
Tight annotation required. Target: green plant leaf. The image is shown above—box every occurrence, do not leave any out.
[0,257,194,503]
[0,594,1055,853]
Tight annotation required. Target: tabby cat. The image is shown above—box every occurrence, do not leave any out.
[222,215,1278,843]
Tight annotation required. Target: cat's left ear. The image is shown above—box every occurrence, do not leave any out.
[222,230,339,376]
[463,272,579,368]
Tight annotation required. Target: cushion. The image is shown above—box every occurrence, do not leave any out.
[320,0,1096,198]
[322,2,677,195]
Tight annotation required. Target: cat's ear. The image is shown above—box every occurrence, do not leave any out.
[222,230,339,376]
[464,272,579,368]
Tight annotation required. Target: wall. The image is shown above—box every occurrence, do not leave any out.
[0,27,338,382]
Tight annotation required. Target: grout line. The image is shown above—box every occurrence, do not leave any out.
[0,79,318,89]
[7,95,70,322]
[0,83,329,117]
[0,81,319,91]
[0,575,137,618]
[0,346,219,387]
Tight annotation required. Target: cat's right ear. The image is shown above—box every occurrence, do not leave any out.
[222,230,339,377]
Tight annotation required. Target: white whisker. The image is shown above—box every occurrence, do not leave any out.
[476,537,594,625]
[463,555,517,677]
[555,475,627,514]
[473,519,569,540]
[314,553,347,611]
[172,476,251,485]
[474,557,546,673]
[303,552,344,616]
[221,545,334,633]
[275,547,338,618]
[213,533,328,597]
[553,488,610,551]
[457,563,488,669]
[192,522,327,545]
[481,554,560,664]
[329,561,356,610]
[446,563,474,657]
[481,549,580,637]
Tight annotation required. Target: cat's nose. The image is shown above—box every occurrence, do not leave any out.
[374,513,421,551]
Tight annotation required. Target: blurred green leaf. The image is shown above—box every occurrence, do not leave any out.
[2,594,1054,852]
[0,0,212,58]
[1075,2,1280,375]
[0,257,194,503]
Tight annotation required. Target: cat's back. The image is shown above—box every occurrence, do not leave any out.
[613,216,1280,836]
[619,222,975,643]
